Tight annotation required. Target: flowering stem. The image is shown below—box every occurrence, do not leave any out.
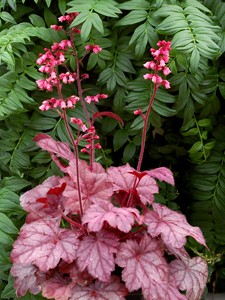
[62,110,84,216]
[137,83,158,172]
[75,54,91,125]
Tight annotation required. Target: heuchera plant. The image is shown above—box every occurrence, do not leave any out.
[10,13,208,300]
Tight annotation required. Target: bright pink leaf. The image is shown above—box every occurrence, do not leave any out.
[93,111,124,126]
[169,257,208,300]
[147,167,175,186]
[41,273,74,300]
[82,201,141,233]
[115,235,168,292]
[142,278,187,300]
[70,276,128,300]
[77,230,119,282]
[33,133,75,172]
[64,159,113,212]
[10,263,41,297]
[20,176,66,223]
[34,133,75,161]
[20,176,61,212]
[107,164,158,205]
[11,220,79,272]
[145,203,207,249]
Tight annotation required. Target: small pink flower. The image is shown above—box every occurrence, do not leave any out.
[50,25,63,31]
[95,143,102,149]
[143,61,156,70]
[162,80,170,89]
[134,109,143,115]
[85,44,102,54]
[81,73,89,79]
[163,66,171,76]
[143,74,153,80]
[70,117,87,132]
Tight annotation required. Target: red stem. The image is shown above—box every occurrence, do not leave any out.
[62,110,84,216]
[56,77,84,216]
[137,83,158,172]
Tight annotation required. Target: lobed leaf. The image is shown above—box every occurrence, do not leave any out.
[169,256,208,300]
[82,201,141,233]
[77,230,119,282]
[145,203,207,250]
[115,235,168,292]
[70,276,127,300]
[11,220,79,272]
[10,264,40,297]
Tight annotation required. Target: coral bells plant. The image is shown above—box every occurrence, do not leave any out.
[10,13,208,300]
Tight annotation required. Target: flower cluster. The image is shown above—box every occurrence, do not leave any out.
[80,126,101,154]
[58,12,79,24]
[39,96,79,111]
[143,40,171,89]
[36,40,73,93]
[85,44,102,54]
[70,117,88,132]
[85,93,108,104]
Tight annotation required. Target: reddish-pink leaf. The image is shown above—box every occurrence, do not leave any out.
[20,176,65,223]
[107,164,158,205]
[142,279,187,300]
[169,257,208,300]
[10,263,41,297]
[77,230,119,282]
[70,276,128,300]
[147,167,175,186]
[11,220,79,272]
[92,111,124,126]
[145,203,207,249]
[64,159,113,212]
[41,272,74,300]
[82,201,141,233]
[34,133,75,160]
[115,235,168,292]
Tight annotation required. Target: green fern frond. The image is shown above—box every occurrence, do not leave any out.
[189,125,225,249]
[155,2,221,73]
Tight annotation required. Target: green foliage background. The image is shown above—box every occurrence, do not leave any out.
[0,0,225,298]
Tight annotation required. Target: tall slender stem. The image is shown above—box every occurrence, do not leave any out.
[56,78,84,216]
[62,109,84,216]
[137,83,158,172]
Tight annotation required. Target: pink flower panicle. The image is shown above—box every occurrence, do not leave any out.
[80,126,101,154]
[85,44,102,54]
[39,96,79,111]
[84,94,108,104]
[143,40,172,89]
